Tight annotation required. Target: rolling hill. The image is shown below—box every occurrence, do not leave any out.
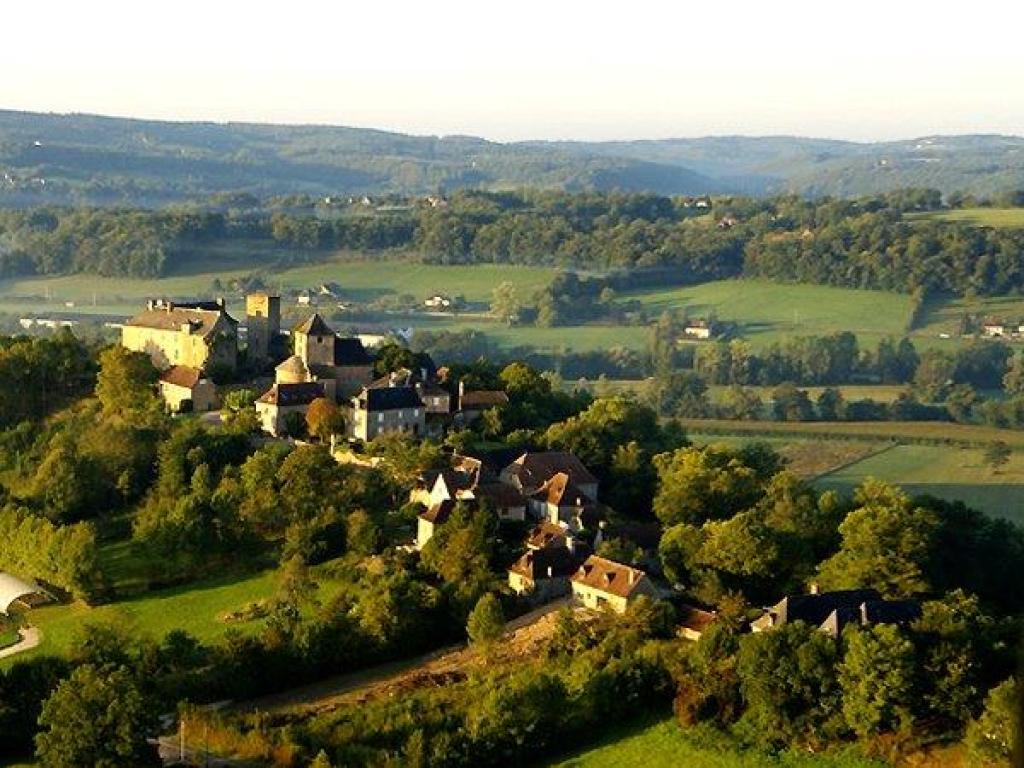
[1,109,1023,205]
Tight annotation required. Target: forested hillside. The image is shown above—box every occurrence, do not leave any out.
[2,110,1024,204]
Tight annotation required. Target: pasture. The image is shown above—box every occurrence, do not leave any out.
[626,279,913,347]
[908,207,1024,228]
[550,718,885,768]
[0,258,557,319]
[817,443,1024,525]
[684,420,1024,523]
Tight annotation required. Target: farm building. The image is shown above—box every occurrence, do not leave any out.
[0,573,51,615]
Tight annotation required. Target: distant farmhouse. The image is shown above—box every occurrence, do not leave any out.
[682,319,714,340]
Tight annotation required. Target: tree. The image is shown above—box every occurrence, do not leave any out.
[816,480,938,598]
[490,281,521,325]
[964,678,1018,767]
[652,446,767,527]
[839,624,916,739]
[736,622,843,747]
[309,751,334,768]
[94,346,164,428]
[1002,353,1024,395]
[467,592,505,655]
[35,664,159,767]
[305,397,346,443]
[983,441,1011,474]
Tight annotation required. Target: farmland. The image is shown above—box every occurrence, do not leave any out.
[907,207,1024,228]
[685,420,1024,524]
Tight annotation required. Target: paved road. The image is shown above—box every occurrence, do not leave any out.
[0,626,40,659]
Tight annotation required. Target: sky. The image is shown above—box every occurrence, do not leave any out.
[3,0,1023,142]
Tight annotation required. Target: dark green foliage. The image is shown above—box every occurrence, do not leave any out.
[35,664,160,767]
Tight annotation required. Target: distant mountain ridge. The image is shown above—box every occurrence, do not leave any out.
[0,109,1022,206]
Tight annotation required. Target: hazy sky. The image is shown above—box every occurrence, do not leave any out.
[3,0,1022,142]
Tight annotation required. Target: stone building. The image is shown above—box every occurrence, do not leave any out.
[122,299,238,372]
[245,293,281,365]
[293,313,375,399]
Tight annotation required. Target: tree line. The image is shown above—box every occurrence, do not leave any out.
[4,189,1024,300]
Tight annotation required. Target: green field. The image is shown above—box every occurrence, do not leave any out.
[682,419,1024,523]
[2,568,279,666]
[0,256,557,319]
[628,280,913,348]
[916,292,1024,340]
[908,207,1024,228]
[550,718,884,768]
[817,443,1024,524]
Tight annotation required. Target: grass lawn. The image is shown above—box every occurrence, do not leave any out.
[2,568,280,666]
[907,207,1024,228]
[549,718,884,768]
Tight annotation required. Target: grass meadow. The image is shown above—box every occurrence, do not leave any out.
[549,718,885,768]
[908,207,1024,228]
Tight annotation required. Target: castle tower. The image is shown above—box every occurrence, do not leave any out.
[293,313,336,367]
[246,293,281,364]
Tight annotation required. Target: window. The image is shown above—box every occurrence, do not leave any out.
[414,408,421,417]
[377,413,384,423]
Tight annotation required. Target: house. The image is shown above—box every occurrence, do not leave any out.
[526,521,570,550]
[425,456,527,521]
[508,546,581,602]
[424,294,453,310]
[677,604,718,641]
[416,498,456,550]
[293,314,375,399]
[750,587,922,639]
[982,318,1007,337]
[416,380,453,415]
[529,472,600,531]
[501,452,599,506]
[683,320,713,340]
[122,299,238,372]
[255,381,325,437]
[570,555,659,614]
[455,381,509,424]
[348,385,425,441]
[158,365,219,413]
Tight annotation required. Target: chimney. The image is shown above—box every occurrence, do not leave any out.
[389,372,397,387]
[809,582,819,595]
[565,533,575,554]
[629,570,636,586]
[458,380,466,398]
[216,297,226,309]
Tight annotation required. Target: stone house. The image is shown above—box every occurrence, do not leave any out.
[158,365,219,413]
[416,498,455,551]
[508,546,581,603]
[501,451,599,504]
[293,313,375,399]
[570,555,658,614]
[348,385,425,441]
[122,299,238,372]
[255,381,325,437]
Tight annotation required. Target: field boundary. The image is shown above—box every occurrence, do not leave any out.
[810,440,901,481]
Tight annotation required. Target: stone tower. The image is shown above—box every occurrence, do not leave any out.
[245,293,281,364]
[293,313,336,367]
